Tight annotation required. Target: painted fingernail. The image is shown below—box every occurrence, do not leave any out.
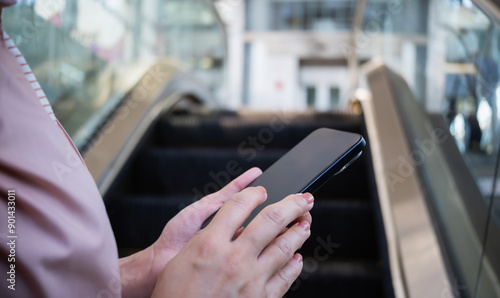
[301,193,314,205]
[298,221,310,231]
[235,227,245,239]
[293,253,303,263]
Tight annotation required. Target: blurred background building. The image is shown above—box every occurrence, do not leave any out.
[5,0,497,145]
[222,0,428,111]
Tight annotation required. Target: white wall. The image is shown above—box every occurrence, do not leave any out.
[241,31,425,110]
[300,66,350,111]
[248,41,299,110]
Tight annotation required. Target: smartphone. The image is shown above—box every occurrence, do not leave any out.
[202,128,366,228]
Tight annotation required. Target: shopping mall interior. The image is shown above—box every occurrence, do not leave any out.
[3,0,500,297]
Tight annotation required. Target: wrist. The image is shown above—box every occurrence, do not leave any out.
[119,246,157,298]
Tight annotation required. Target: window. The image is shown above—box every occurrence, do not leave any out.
[306,86,316,107]
[329,87,340,108]
[266,1,357,31]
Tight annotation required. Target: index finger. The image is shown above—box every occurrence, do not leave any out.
[237,193,314,256]
[196,167,263,213]
[164,167,263,233]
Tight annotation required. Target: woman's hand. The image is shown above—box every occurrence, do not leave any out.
[120,167,313,298]
[151,187,314,297]
[120,167,263,297]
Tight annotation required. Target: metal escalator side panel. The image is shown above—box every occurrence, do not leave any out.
[83,59,213,197]
[386,57,500,298]
[359,59,453,298]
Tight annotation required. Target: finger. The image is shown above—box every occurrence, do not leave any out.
[208,186,268,238]
[182,167,263,226]
[212,167,263,203]
[291,212,312,227]
[266,253,303,298]
[234,227,245,239]
[275,212,312,238]
[238,193,314,255]
[258,220,310,275]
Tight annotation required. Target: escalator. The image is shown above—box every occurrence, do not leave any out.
[105,108,394,297]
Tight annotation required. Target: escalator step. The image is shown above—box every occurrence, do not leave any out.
[132,147,370,199]
[155,112,363,148]
[285,260,384,298]
[107,195,192,249]
[133,147,285,195]
[108,195,377,260]
[303,200,379,260]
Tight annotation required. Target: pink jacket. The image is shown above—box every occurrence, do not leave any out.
[0,31,120,297]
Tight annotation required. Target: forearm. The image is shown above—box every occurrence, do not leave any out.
[119,246,157,298]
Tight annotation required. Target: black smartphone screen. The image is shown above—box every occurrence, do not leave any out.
[202,128,365,228]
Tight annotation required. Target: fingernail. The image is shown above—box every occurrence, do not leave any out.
[293,253,303,263]
[257,186,267,194]
[301,193,314,205]
[235,226,245,238]
[298,221,310,231]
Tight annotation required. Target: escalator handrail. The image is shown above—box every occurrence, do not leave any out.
[364,58,500,297]
[383,62,500,296]
[359,58,454,298]
[83,58,213,196]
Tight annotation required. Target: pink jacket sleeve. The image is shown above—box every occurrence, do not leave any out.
[0,32,121,297]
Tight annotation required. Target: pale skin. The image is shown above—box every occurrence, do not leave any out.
[2,2,313,296]
[120,167,313,297]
